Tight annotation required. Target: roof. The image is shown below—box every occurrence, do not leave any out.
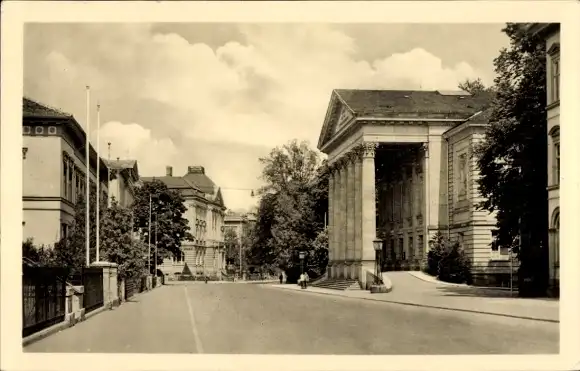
[23,97,72,119]
[334,89,492,118]
[183,173,216,195]
[141,167,225,208]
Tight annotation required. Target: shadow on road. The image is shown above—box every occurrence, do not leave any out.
[435,286,557,301]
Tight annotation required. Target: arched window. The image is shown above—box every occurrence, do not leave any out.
[551,208,560,270]
[549,126,560,186]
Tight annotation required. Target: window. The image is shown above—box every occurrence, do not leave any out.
[23,126,31,134]
[35,126,44,135]
[554,142,560,185]
[398,237,404,259]
[408,236,414,260]
[48,126,57,135]
[551,56,560,103]
[457,153,468,200]
[61,223,68,240]
[63,159,68,199]
[550,127,560,186]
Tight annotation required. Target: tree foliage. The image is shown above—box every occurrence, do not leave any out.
[132,179,192,267]
[458,77,490,94]
[475,23,549,295]
[100,200,147,280]
[425,232,472,284]
[52,190,107,270]
[247,140,328,276]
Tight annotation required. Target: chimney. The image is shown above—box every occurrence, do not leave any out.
[166,166,173,177]
[187,166,205,174]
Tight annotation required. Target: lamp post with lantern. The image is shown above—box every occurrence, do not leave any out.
[370,238,389,294]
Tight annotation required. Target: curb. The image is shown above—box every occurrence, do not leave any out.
[267,285,559,324]
[23,285,163,347]
[407,271,468,287]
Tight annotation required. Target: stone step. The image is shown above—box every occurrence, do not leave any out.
[311,279,360,291]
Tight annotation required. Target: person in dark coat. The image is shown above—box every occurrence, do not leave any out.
[279,273,283,284]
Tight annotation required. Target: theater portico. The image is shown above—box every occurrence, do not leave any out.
[318,89,498,289]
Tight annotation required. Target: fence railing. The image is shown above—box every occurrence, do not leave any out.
[82,267,104,314]
[22,266,68,337]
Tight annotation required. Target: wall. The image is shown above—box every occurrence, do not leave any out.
[446,124,511,285]
[23,133,108,247]
[23,136,61,198]
[545,29,560,291]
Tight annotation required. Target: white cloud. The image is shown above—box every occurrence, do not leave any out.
[26,24,490,211]
[94,121,178,176]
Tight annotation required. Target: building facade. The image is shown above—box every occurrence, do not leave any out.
[22,97,109,247]
[103,159,140,208]
[318,89,515,289]
[145,166,227,279]
[224,210,257,242]
[528,23,560,295]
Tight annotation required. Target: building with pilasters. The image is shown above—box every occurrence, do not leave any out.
[22,97,109,247]
[144,166,227,279]
[318,89,514,289]
[528,23,560,296]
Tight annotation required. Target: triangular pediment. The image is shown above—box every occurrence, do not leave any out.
[213,187,225,209]
[317,91,355,151]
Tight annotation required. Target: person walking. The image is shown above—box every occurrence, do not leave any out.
[304,272,309,289]
[279,273,283,284]
[299,272,306,289]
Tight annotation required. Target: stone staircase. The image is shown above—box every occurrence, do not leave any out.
[310,278,361,291]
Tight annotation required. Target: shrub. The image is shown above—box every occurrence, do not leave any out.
[425,233,447,276]
[437,240,472,284]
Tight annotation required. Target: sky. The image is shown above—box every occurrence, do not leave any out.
[24,23,510,212]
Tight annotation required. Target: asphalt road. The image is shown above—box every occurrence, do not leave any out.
[24,282,559,354]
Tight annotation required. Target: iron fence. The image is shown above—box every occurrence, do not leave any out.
[82,267,104,313]
[22,265,68,337]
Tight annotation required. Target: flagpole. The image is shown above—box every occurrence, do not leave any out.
[85,86,91,267]
[96,102,101,263]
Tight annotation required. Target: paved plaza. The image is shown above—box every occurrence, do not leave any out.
[25,281,558,355]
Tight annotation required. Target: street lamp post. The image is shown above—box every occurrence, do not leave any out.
[373,239,383,285]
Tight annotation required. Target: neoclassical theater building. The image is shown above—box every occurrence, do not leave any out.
[318,89,515,288]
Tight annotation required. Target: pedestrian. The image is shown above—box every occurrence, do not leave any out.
[299,272,306,289]
[204,275,208,284]
[279,273,283,284]
[304,272,309,289]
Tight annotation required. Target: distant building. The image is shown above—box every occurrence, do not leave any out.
[528,23,560,296]
[317,89,516,288]
[103,159,140,208]
[223,210,257,242]
[143,165,227,279]
[22,97,109,247]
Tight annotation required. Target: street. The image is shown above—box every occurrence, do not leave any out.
[24,282,558,354]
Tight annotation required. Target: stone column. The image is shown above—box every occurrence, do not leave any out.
[338,161,348,278]
[327,168,335,277]
[346,155,356,278]
[91,261,119,308]
[353,153,362,279]
[360,142,378,289]
[332,168,341,279]
[422,143,430,261]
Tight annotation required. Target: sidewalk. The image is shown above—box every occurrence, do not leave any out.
[265,274,559,323]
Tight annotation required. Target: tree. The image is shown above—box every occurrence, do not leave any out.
[100,200,147,280]
[22,238,55,266]
[224,227,240,269]
[52,189,107,270]
[132,179,192,269]
[458,77,490,94]
[247,139,328,276]
[475,23,549,296]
